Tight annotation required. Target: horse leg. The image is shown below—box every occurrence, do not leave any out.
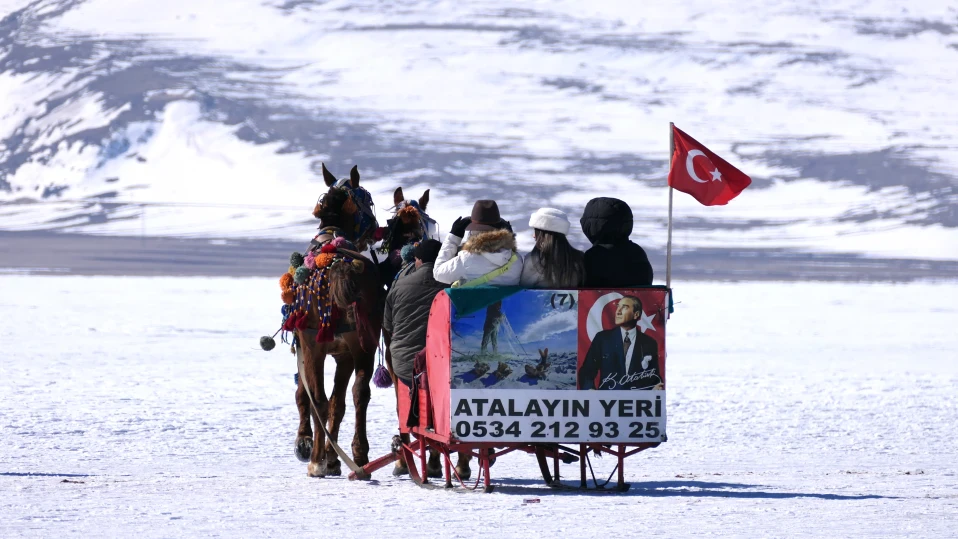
[294,374,313,463]
[323,353,353,476]
[303,344,331,478]
[456,452,473,481]
[344,331,373,466]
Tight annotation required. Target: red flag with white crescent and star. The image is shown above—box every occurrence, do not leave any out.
[668,125,751,206]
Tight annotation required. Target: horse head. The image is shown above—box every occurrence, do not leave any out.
[312,163,377,251]
[383,186,436,252]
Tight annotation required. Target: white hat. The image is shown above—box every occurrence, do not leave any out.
[529,207,570,235]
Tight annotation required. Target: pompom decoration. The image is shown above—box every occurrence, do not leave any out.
[388,249,402,267]
[315,253,336,268]
[281,288,295,304]
[290,252,305,267]
[373,364,393,388]
[342,197,358,215]
[351,259,364,271]
[331,236,355,250]
[294,266,311,284]
[400,244,416,264]
[288,265,296,275]
[281,304,292,316]
[398,204,420,225]
[260,336,276,351]
[320,243,338,254]
[279,273,294,289]
[304,252,316,270]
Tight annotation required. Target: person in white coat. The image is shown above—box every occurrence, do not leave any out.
[432,199,522,481]
[433,200,523,287]
[519,207,585,289]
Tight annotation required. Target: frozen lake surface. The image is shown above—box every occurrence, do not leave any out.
[2,276,957,537]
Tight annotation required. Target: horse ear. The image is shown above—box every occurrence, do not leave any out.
[393,187,404,207]
[321,163,337,187]
[418,189,430,211]
[349,165,360,188]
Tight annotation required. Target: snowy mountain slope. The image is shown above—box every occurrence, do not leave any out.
[1,0,957,262]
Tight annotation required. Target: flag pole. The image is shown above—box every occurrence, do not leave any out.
[666,122,675,290]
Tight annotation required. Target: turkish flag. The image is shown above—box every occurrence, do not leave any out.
[668,125,751,206]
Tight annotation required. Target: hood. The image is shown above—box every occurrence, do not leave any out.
[579,197,634,244]
[462,229,517,254]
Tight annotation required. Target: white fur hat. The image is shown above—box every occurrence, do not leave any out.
[529,207,570,235]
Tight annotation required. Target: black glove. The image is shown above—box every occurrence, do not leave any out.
[450,216,471,238]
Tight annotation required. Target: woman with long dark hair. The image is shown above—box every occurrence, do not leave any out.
[520,208,585,288]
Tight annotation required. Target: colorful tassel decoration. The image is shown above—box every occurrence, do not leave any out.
[331,236,355,250]
[398,204,420,225]
[294,266,311,284]
[373,364,393,388]
[280,273,293,289]
[341,197,358,215]
[315,253,336,268]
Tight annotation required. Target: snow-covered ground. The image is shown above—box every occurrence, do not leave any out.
[2,1,958,260]
[2,276,956,537]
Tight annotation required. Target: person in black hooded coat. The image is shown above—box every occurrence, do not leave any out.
[579,197,653,287]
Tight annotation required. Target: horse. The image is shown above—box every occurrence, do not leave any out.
[292,163,383,477]
[377,186,437,289]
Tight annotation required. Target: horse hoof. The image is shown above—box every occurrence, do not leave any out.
[455,464,471,481]
[307,462,326,478]
[427,452,443,478]
[325,460,342,477]
[294,437,313,463]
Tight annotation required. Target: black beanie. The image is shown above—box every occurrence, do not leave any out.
[414,239,442,264]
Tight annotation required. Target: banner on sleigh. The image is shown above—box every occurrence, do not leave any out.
[447,288,667,391]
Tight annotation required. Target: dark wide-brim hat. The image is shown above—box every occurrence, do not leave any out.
[465,199,506,232]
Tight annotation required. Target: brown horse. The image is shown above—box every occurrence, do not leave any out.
[377,186,437,288]
[293,163,383,477]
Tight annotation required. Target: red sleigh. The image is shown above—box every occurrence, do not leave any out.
[351,286,671,492]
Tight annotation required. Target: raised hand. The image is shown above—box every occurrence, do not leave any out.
[450,216,472,238]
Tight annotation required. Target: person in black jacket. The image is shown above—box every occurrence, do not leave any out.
[382,239,445,478]
[579,197,653,287]
[383,239,445,385]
